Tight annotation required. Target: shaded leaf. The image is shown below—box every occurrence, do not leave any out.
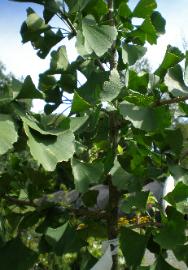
[120,227,149,267]
[122,44,147,66]
[16,75,43,99]
[0,237,37,270]
[120,191,149,214]
[0,114,18,155]
[154,207,186,249]
[119,101,171,131]
[71,158,104,193]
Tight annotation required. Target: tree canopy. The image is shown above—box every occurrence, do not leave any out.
[0,0,188,269]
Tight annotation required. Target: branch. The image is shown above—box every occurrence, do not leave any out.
[127,221,163,230]
[68,207,108,219]
[155,95,188,106]
[2,195,36,207]
[58,11,77,35]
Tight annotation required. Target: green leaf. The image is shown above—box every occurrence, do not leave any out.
[122,44,147,66]
[155,46,184,78]
[151,11,166,35]
[128,70,149,93]
[0,115,18,155]
[173,245,188,267]
[165,65,188,97]
[0,237,37,270]
[120,227,149,267]
[133,0,157,18]
[50,46,69,71]
[154,207,186,249]
[71,92,92,113]
[119,101,171,131]
[24,125,75,171]
[118,2,132,18]
[26,7,49,32]
[66,0,92,13]
[153,256,180,270]
[82,190,98,207]
[110,158,133,191]
[139,17,157,44]
[71,158,104,193]
[164,182,188,205]
[184,50,188,85]
[70,116,89,132]
[100,69,123,102]
[21,115,69,135]
[120,191,149,214]
[82,15,117,57]
[54,223,85,255]
[45,223,67,248]
[16,75,43,99]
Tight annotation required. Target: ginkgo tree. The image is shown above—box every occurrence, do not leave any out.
[0,0,188,269]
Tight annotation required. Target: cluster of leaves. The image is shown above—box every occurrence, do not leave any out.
[0,0,187,269]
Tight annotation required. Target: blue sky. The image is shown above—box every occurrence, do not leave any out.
[1,0,188,83]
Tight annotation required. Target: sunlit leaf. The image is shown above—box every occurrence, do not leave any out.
[82,15,117,57]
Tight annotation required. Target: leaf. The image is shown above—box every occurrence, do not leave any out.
[133,0,157,18]
[16,75,43,99]
[71,158,104,193]
[82,15,117,57]
[164,182,188,205]
[100,69,123,102]
[24,125,75,171]
[153,256,180,270]
[120,191,149,214]
[122,44,147,66]
[173,245,188,267]
[165,65,188,97]
[0,237,37,270]
[50,46,69,71]
[154,207,186,249]
[45,222,85,255]
[118,2,132,18]
[21,115,69,135]
[71,92,92,113]
[26,7,49,32]
[45,223,67,248]
[151,11,166,35]
[90,246,113,270]
[155,46,184,78]
[139,17,157,44]
[184,50,188,85]
[0,114,18,155]
[128,70,149,93]
[70,116,89,132]
[120,227,149,267]
[119,101,171,131]
[110,159,133,191]
[66,0,92,13]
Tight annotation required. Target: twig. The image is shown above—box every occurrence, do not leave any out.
[2,195,36,207]
[154,95,188,106]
